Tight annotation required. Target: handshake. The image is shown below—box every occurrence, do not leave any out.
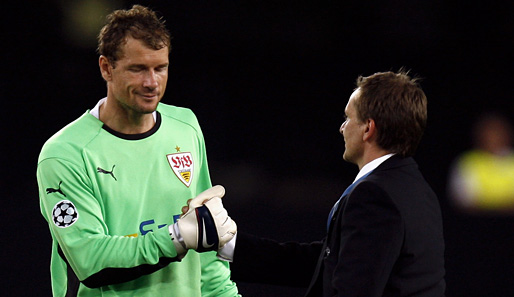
[169,185,236,261]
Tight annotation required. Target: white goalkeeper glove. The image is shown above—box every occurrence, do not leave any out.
[169,185,237,257]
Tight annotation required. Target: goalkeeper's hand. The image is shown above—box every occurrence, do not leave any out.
[169,185,237,256]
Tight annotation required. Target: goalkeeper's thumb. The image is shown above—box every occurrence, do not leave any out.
[169,186,237,255]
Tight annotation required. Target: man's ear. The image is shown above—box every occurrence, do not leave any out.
[99,55,113,81]
[362,118,376,142]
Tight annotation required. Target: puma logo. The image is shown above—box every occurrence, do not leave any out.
[97,165,117,181]
[46,181,66,197]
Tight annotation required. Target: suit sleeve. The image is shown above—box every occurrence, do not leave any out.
[231,232,322,287]
[37,158,181,288]
[333,182,403,297]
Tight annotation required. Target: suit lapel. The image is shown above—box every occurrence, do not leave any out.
[306,155,414,296]
[326,170,373,231]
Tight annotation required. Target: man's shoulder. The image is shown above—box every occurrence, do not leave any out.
[157,103,195,118]
[366,156,434,196]
[360,157,423,190]
[372,156,418,174]
[39,111,103,162]
[157,103,201,129]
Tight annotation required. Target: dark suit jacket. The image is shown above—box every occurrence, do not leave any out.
[231,156,445,297]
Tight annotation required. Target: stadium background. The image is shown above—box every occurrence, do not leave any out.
[3,1,514,296]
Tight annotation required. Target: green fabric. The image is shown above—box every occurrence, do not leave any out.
[37,103,239,296]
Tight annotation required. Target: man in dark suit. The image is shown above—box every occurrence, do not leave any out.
[184,70,446,296]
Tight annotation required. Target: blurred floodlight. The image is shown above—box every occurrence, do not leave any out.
[60,0,122,48]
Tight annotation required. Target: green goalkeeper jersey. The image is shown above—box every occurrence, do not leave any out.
[37,102,239,297]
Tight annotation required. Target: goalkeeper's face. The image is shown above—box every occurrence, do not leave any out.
[102,36,169,115]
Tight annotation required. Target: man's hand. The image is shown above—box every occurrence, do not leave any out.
[169,186,237,256]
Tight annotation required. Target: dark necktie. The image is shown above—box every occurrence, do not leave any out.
[326,171,372,231]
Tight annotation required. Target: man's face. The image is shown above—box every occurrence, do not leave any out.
[106,37,169,115]
[340,89,367,165]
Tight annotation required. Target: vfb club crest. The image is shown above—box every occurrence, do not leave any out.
[167,152,194,187]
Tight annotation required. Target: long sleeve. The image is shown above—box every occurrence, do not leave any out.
[38,158,181,287]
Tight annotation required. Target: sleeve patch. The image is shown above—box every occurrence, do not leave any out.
[52,200,79,228]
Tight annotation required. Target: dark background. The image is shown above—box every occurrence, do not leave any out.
[3,0,514,296]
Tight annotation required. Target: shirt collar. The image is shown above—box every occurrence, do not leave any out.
[90,97,157,122]
[354,153,395,182]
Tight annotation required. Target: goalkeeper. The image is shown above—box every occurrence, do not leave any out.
[37,5,239,297]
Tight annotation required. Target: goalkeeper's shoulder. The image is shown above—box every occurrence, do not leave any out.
[157,103,200,127]
[39,111,103,164]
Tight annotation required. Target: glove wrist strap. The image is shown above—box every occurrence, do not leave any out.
[169,223,187,256]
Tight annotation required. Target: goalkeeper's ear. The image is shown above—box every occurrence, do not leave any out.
[188,185,225,209]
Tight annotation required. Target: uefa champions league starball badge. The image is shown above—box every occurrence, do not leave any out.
[52,200,79,228]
